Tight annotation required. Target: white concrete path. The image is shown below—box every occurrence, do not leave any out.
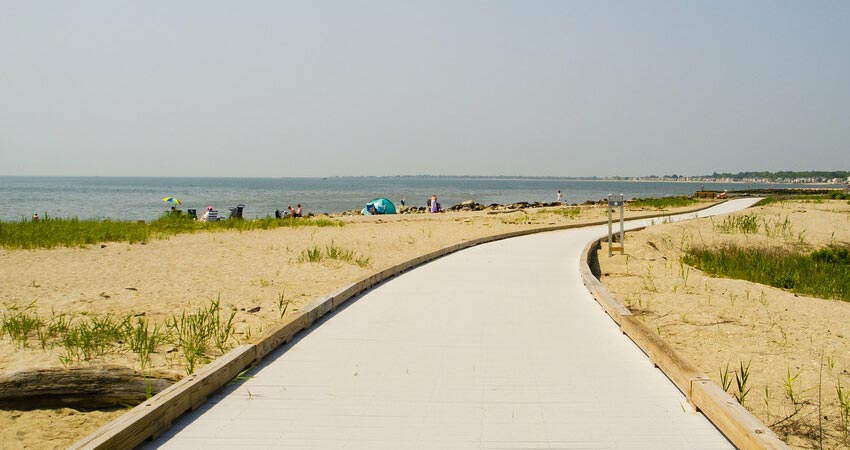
[144,199,760,450]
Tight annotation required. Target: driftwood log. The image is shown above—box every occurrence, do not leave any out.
[0,366,172,409]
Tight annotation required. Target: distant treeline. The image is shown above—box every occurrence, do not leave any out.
[700,171,850,181]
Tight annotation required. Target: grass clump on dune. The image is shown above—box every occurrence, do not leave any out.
[0,215,343,250]
[1,298,240,374]
[756,191,850,206]
[538,207,581,219]
[683,245,850,302]
[297,243,371,268]
[0,218,150,249]
[628,196,698,210]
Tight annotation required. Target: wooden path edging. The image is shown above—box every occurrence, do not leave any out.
[580,237,790,450]
[69,203,722,450]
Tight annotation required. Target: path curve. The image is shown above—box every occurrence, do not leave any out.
[144,198,760,449]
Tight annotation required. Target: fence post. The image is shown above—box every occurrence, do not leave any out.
[607,194,625,257]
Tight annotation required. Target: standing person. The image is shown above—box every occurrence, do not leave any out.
[430,195,439,213]
[556,190,564,204]
[295,204,303,218]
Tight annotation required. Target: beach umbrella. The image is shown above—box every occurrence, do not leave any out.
[162,197,182,205]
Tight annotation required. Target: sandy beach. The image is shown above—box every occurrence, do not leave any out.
[1,202,706,450]
[2,198,847,449]
[598,199,850,449]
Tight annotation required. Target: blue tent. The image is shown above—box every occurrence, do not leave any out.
[361,198,397,215]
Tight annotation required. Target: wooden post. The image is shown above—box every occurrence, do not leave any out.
[607,194,624,256]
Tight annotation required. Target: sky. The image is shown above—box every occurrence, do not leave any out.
[1,1,849,178]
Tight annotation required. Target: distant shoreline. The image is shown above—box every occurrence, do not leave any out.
[1,177,843,223]
[0,174,846,185]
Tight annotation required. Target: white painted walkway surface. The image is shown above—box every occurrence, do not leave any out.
[144,199,760,450]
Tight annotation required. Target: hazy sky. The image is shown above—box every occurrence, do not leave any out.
[1,1,848,177]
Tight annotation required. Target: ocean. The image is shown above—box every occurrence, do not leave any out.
[0,176,835,222]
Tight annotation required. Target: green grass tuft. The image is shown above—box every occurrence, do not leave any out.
[683,245,850,301]
[538,207,581,218]
[0,215,343,249]
[1,298,242,374]
[713,214,760,234]
[297,243,370,267]
[756,191,850,206]
[628,196,698,209]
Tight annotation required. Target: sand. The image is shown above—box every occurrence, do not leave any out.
[1,203,695,450]
[597,199,850,449]
[3,199,846,449]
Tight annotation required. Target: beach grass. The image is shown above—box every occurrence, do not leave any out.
[297,243,371,268]
[756,190,850,206]
[683,245,850,302]
[0,215,343,250]
[713,214,760,234]
[627,196,698,209]
[1,298,242,374]
[538,207,581,219]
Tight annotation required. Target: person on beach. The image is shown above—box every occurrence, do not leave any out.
[199,206,217,222]
[556,190,564,204]
[287,205,295,217]
[295,204,303,218]
[430,195,439,213]
[32,213,39,222]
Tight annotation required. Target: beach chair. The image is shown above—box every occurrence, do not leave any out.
[229,204,245,219]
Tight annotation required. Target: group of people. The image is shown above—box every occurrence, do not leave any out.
[275,204,303,219]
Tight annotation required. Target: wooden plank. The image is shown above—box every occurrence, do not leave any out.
[579,209,789,450]
[68,344,257,450]
[254,313,310,360]
[329,282,361,310]
[619,316,703,393]
[578,239,631,325]
[691,380,790,450]
[70,201,726,449]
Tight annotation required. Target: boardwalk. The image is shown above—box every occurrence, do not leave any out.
[144,199,759,449]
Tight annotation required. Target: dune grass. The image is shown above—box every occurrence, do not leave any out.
[0,215,343,250]
[538,207,581,219]
[1,298,241,374]
[756,190,850,206]
[297,243,371,268]
[628,196,698,209]
[713,214,761,234]
[683,245,850,302]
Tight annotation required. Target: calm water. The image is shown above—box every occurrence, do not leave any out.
[0,176,833,222]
